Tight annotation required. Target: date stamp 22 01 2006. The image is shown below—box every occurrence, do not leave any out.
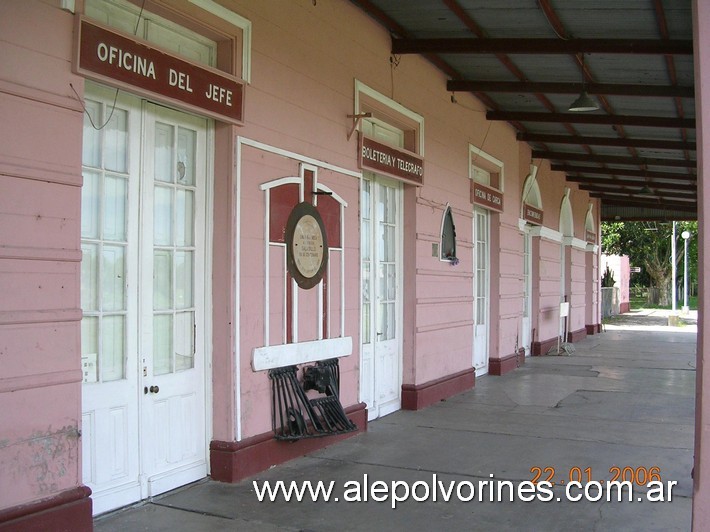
[530,466,664,487]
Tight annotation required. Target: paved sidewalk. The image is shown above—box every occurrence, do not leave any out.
[96,314,696,531]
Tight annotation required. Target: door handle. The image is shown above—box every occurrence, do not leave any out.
[144,385,160,394]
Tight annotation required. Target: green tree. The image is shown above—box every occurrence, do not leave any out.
[601,221,697,306]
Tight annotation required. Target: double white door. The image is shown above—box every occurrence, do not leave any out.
[80,85,208,514]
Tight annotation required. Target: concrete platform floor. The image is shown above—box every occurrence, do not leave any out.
[96,310,697,531]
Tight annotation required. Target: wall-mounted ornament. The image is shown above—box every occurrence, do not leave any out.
[441,206,457,263]
[285,201,329,289]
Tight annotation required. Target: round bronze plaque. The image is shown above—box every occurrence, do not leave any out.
[285,202,328,289]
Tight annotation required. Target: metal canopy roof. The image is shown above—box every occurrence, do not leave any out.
[349,0,696,221]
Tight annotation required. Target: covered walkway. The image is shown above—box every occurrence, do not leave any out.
[96,313,696,531]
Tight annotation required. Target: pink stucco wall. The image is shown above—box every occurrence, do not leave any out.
[535,239,563,346]
[693,0,710,528]
[0,0,84,510]
[525,159,600,346]
[601,254,631,312]
[236,147,361,438]
[0,0,604,516]
[230,0,599,392]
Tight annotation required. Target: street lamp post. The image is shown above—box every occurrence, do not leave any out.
[682,230,691,314]
[672,221,677,316]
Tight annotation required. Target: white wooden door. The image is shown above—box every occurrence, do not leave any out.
[80,85,142,515]
[473,208,490,375]
[140,103,208,497]
[521,231,532,356]
[360,176,402,420]
[360,120,403,421]
[81,88,208,515]
[560,243,567,339]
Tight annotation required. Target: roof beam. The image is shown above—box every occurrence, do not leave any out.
[392,38,692,55]
[602,212,697,222]
[518,132,695,151]
[346,1,468,84]
[568,177,696,190]
[447,80,693,98]
[600,200,697,212]
[596,193,694,201]
[487,111,695,128]
[590,194,696,209]
[533,150,695,168]
[441,0,567,142]
[652,0,693,166]
[579,185,696,199]
[533,0,641,163]
[552,164,696,180]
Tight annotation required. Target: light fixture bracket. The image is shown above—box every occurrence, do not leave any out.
[347,112,372,141]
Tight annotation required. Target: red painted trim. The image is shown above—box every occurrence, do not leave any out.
[532,336,559,356]
[322,268,328,338]
[303,169,314,200]
[586,323,602,335]
[567,327,587,343]
[269,183,300,243]
[489,352,519,375]
[210,403,367,483]
[0,486,92,532]
[317,195,341,248]
[401,368,475,410]
[517,347,526,366]
[286,273,293,343]
[620,302,630,314]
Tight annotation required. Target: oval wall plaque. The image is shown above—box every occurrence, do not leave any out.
[285,202,328,289]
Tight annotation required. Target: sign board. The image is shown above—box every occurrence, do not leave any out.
[630,266,642,273]
[586,230,597,243]
[471,181,504,212]
[359,134,424,186]
[74,17,245,125]
[523,203,543,225]
[559,302,570,318]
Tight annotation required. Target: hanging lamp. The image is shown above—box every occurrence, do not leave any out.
[568,54,599,112]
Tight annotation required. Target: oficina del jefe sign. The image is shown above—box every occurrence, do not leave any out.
[73,17,245,125]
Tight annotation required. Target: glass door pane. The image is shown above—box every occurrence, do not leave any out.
[474,211,488,327]
[523,233,530,318]
[80,97,130,383]
[376,182,397,341]
[361,179,372,344]
[152,120,197,376]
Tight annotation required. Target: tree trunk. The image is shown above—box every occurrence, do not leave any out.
[645,258,671,307]
[657,277,670,306]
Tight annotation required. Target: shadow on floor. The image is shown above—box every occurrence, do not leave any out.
[95,313,697,532]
